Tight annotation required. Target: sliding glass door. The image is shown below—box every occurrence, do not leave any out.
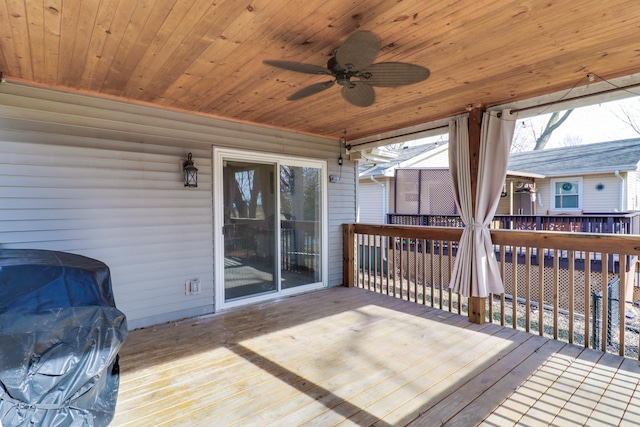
[215,150,326,309]
[222,160,278,301]
[279,165,322,289]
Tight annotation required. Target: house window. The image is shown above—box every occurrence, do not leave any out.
[552,178,581,210]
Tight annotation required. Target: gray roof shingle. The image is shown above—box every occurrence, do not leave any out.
[507,138,640,177]
[358,142,442,177]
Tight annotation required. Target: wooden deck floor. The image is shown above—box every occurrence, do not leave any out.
[112,287,640,426]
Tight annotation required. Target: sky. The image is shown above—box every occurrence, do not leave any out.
[520,96,640,149]
[406,95,640,150]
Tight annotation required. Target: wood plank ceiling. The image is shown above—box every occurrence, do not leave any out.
[1,0,639,141]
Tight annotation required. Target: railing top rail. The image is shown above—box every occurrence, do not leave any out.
[353,223,463,241]
[491,228,640,254]
[352,223,640,255]
[389,212,640,219]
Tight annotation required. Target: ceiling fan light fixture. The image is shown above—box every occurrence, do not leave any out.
[263,31,430,107]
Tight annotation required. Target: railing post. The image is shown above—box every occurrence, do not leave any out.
[343,223,355,287]
[469,297,486,324]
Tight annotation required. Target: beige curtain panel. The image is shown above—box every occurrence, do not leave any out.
[448,110,516,297]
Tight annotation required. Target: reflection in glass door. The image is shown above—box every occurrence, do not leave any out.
[223,160,277,301]
[279,165,322,288]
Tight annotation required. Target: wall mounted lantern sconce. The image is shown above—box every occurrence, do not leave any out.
[183,153,198,188]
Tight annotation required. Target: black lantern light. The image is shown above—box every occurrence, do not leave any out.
[183,153,198,188]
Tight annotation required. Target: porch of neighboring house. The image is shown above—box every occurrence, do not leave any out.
[113,286,640,426]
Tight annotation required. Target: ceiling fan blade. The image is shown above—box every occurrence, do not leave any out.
[263,60,331,75]
[359,62,430,87]
[335,31,380,71]
[287,81,335,100]
[341,82,375,107]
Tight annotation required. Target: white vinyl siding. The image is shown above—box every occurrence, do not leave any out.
[0,141,214,326]
[582,174,625,212]
[358,179,388,224]
[422,149,449,168]
[631,170,640,210]
[536,174,626,214]
[0,83,354,328]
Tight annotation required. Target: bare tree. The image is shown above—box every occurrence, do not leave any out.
[561,134,583,147]
[511,109,575,152]
[533,110,574,150]
[609,98,640,136]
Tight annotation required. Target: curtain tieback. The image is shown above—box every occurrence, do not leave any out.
[467,220,487,232]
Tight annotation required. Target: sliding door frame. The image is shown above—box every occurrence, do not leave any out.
[213,147,328,311]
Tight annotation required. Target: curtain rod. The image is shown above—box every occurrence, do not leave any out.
[350,79,640,149]
[347,124,449,149]
[509,80,640,115]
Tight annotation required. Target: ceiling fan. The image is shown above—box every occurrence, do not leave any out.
[263,31,430,107]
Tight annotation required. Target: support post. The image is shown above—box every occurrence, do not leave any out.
[468,107,486,324]
[343,223,355,287]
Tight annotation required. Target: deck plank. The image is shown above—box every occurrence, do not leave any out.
[479,341,584,426]
[111,287,640,426]
[444,338,570,426]
[584,353,638,425]
[307,322,506,426]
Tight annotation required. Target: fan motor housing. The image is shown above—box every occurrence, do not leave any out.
[328,57,355,86]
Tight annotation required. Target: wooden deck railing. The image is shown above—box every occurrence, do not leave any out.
[343,223,640,359]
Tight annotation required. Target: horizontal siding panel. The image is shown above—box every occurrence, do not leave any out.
[123,300,213,323]
[0,197,213,210]
[0,207,210,221]
[0,138,213,328]
[0,214,213,232]
[0,104,334,160]
[0,84,355,327]
[0,84,333,150]
[0,187,211,200]
[359,181,385,224]
[0,229,212,252]
[0,140,206,163]
[582,175,620,212]
[114,268,214,292]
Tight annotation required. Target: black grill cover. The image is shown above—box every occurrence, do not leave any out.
[0,249,127,426]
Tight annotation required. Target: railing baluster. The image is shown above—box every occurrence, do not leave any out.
[538,247,544,337]
[447,240,453,312]
[402,238,407,300]
[512,245,518,329]
[500,246,506,326]
[601,253,609,353]
[430,239,435,307]
[422,239,427,305]
[620,254,626,357]
[553,248,560,340]
[385,236,390,295]
[373,234,382,293]
[525,246,531,333]
[584,251,591,349]
[438,240,444,310]
[568,250,575,344]
[413,238,419,302]
[366,234,372,290]
[393,237,398,298]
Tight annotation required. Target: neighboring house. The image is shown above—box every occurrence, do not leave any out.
[358,142,449,223]
[502,138,640,215]
[359,138,640,224]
